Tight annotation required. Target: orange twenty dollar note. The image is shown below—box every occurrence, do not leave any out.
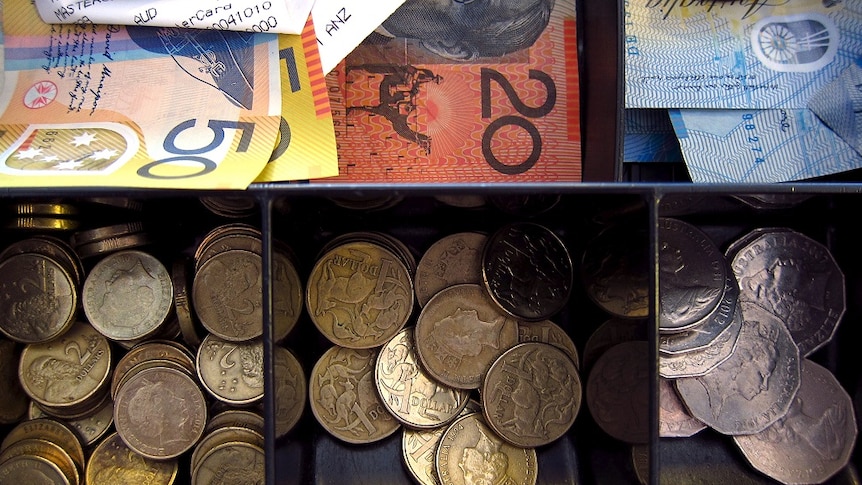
[320,0,580,183]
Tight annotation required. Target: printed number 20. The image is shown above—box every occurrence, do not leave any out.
[480,68,556,175]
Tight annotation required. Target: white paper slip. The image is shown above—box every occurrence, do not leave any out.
[32,0,314,35]
[311,0,406,74]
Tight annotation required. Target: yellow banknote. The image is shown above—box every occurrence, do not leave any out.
[0,1,281,189]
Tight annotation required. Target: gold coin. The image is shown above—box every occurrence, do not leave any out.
[272,249,303,342]
[86,432,177,485]
[29,395,114,447]
[69,221,145,247]
[196,334,264,405]
[82,250,173,342]
[0,339,29,423]
[74,232,155,259]
[414,284,519,390]
[308,345,400,444]
[193,249,263,342]
[14,203,78,216]
[0,235,85,288]
[435,413,537,485]
[0,453,70,484]
[402,400,481,485]
[190,426,264,473]
[191,441,264,485]
[273,345,306,439]
[414,232,486,308]
[172,258,201,348]
[0,437,79,485]
[205,409,264,436]
[306,240,413,349]
[517,320,580,369]
[111,340,195,400]
[0,253,77,344]
[481,342,581,448]
[1,417,86,473]
[6,217,80,231]
[375,327,470,429]
[113,366,207,460]
[19,321,111,412]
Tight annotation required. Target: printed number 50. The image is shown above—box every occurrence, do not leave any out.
[137,119,256,179]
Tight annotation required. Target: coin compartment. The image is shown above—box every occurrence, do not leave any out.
[1,187,860,484]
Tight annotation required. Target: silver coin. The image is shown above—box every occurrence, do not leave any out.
[675,301,800,435]
[659,377,705,438]
[729,228,845,357]
[658,218,726,332]
[733,359,857,485]
[659,271,739,354]
[659,301,742,379]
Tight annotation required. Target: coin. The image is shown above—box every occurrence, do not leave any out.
[675,301,801,435]
[111,340,195,400]
[517,320,579,369]
[113,366,207,459]
[171,258,201,348]
[581,318,648,371]
[1,418,86,473]
[375,327,470,429]
[82,250,173,342]
[659,271,739,355]
[414,284,519,390]
[6,217,80,231]
[580,223,650,319]
[196,335,264,406]
[18,321,111,413]
[729,228,845,357]
[0,438,80,485]
[191,441,265,485]
[414,232,486,308]
[306,240,414,349]
[272,345,307,438]
[29,396,114,447]
[69,221,146,248]
[193,249,263,342]
[402,400,482,485]
[0,252,77,344]
[481,342,581,448]
[482,222,573,321]
[435,412,538,485]
[659,302,743,379]
[74,232,155,259]
[205,409,264,436]
[272,249,303,342]
[12,203,78,217]
[0,235,84,288]
[659,377,706,438]
[732,359,857,485]
[0,453,70,484]
[586,340,650,444]
[85,432,177,485]
[308,345,400,444]
[190,426,264,474]
[658,218,726,332]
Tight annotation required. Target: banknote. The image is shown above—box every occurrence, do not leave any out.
[669,108,862,183]
[625,0,862,109]
[624,109,684,163]
[255,20,338,182]
[32,0,314,35]
[318,0,581,183]
[0,1,281,189]
[809,58,862,157]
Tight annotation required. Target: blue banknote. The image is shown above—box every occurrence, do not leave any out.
[625,0,862,109]
[809,58,862,157]
[669,108,862,182]
[624,109,684,163]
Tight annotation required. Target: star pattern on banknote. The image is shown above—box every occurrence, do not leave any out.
[15,147,43,159]
[92,148,118,160]
[55,159,84,170]
[71,132,97,147]
[41,155,60,163]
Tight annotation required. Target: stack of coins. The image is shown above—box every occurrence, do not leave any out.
[3,201,80,232]
[0,417,86,484]
[306,225,583,484]
[657,222,857,484]
[69,221,155,260]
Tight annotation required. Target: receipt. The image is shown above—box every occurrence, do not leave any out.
[32,0,315,34]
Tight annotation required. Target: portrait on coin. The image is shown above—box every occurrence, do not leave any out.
[758,394,848,461]
[372,0,556,61]
[659,241,722,327]
[459,426,510,484]
[698,321,779,418]
[26,355,83,402]
[99,261,158,328]
[740,257,829,332]
[127,378,192,447]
